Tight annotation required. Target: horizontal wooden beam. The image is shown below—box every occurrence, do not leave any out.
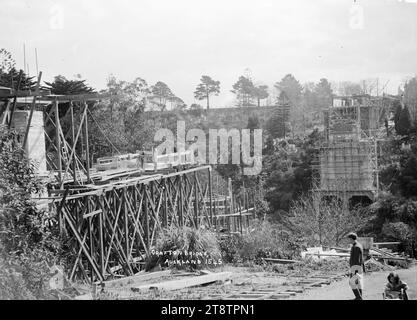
[0,89,51,98]
[373,242,401,246]
[101,270,171,289]
[83,209,102,219]
[214,212,253,218]
[262,258,301,264]
[131,272,232,292]
[50,166,213,202]
[304,252,349,257]
[376,256,411,261]
[163,165,212,178]
[42,93,120,102]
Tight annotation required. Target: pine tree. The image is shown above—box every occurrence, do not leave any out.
[397,105,412,136]
[394,101,403,134]
[194,75,220,110]
[0,67,36,90]
[44,75,95,95]
[231,76,256,107]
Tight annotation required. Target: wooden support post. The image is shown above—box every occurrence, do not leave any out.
[216,175,219,197]
[235,195,238,232]
[208,166,213,227]
[144,186,150,252]
[7,70,23,129]
[242,182,249,231]
[163,182,168,227]
[225,195,230,233]
[1,100,10,126]
[228,178,233,215]
[99,197,105,277]
[123,187,129,265]
[375,138,379,197]
[80,120,84,173]
[246,213,249,231]
[149,180,156,244]
[239,200,243,235]
[87,196,94,283]
[56,187,69,236]
[178,175,184,227]
[55,99,62,185]
[70,101,77,183]
[242,181,247,210]
[194,171,199,227]
[214,199,218,232]
[22,72,42,148]
[83,102,91,183]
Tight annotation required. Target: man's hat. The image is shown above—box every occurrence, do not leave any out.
[347,232,357,240]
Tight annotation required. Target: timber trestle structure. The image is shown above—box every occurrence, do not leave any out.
[54,165,256,283]
[0,80,257,283]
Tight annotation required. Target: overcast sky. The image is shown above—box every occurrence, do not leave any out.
[1,0,417,107]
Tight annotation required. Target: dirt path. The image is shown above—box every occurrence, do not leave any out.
[294,265,417,300]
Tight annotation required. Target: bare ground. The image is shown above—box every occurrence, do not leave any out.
[293,265,417,300]
[89,262,417,300]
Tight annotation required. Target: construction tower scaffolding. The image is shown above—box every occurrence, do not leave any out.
[314,94,395,203]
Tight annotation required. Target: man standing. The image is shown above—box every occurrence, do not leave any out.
[347,232,365,300]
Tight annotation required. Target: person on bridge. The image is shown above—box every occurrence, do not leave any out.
[347,232,365,300]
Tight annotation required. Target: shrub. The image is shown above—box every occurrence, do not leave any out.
[253,198,270,219]
[0,249,54,300]
[0,254,34,299]
[381,221,416,255]
[289,257,348,275]
[218,219,304,264]
[239,219,303,262]
[288,190,371,246]
[217,233,245,264]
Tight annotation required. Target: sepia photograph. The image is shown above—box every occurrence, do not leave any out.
[1,0,417,311]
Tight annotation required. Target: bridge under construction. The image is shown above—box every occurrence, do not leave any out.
[0,73,258,283]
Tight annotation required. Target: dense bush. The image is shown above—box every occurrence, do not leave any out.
[0,250,55,299]
[219,219,304,264]
[363,193,417,257]
[262,130,321,220]
[371,128,417,258]
[240,219,303,262]
[217,234,245,263]
[0,128,61,299]
[253,198,270,219]
[288,191,372,247]
[266,257,350,276]
[0,254,34,299]
[146,226,221,271]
